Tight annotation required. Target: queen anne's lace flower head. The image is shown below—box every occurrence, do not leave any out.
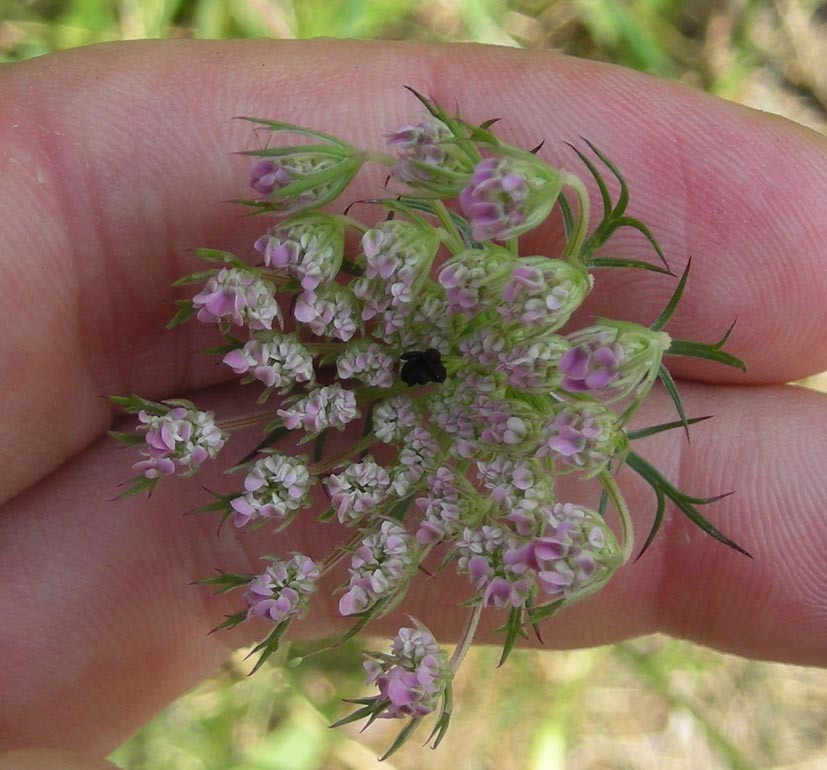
[115,92,747,756]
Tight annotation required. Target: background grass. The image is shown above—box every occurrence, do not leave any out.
[4,2,826,768]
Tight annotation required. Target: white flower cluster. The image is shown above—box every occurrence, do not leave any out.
[324,458,393,525]
[277,383,360,435]
[133,404,226,479]
[223,332,314,393]
[230,453,313,528]
[339,521,419,616]
[192,267,282,331]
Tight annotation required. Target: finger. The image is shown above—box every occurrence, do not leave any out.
[1,381,825,756]
[3,40,827,504]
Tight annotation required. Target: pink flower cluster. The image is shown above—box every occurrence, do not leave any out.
[222,333,314,393]
[277,384,359,435]
[244,553,320,623]
[352,221,438,342]
[230,453,312,528]
[339,521,419,616]
[459,157,529,242]
[324,457,393,525]
[192,267,281,331]
[455,502,620,609]
[508,503,620,602]
[133,404,226,479]
[363,624,451,719]
[538,404,622,475]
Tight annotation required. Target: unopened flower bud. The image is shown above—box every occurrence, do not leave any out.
[253,212,345,292]
[385,119,476,196]
[498,257,592,331]
[438,246,515,317]
[560,323,671,402]
[537,403,626,477]
[522,503,622,606]
[459,154,563,242]
[247,143,363,214]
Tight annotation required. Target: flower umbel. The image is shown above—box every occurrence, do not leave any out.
[112,90,747,757]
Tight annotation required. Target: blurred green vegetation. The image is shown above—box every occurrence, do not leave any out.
[3,0,827,131]
[4,1,826,768]
[108,634,827,770]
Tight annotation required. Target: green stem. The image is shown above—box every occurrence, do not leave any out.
[320,532,363,576]
[430,199,465,253]
[561,172,590,261]
[449,603,484,672]
[336,213,369,233]
[599,471,634,563]
[365,149,397,167]
[303,341,347,354]
[310,433,377,475]
[217,410,274,432]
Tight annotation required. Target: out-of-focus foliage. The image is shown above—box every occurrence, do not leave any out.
[3,0,827,132]
[108,635,827,770]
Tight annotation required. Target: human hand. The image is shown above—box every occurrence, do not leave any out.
[1,38,826,770]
